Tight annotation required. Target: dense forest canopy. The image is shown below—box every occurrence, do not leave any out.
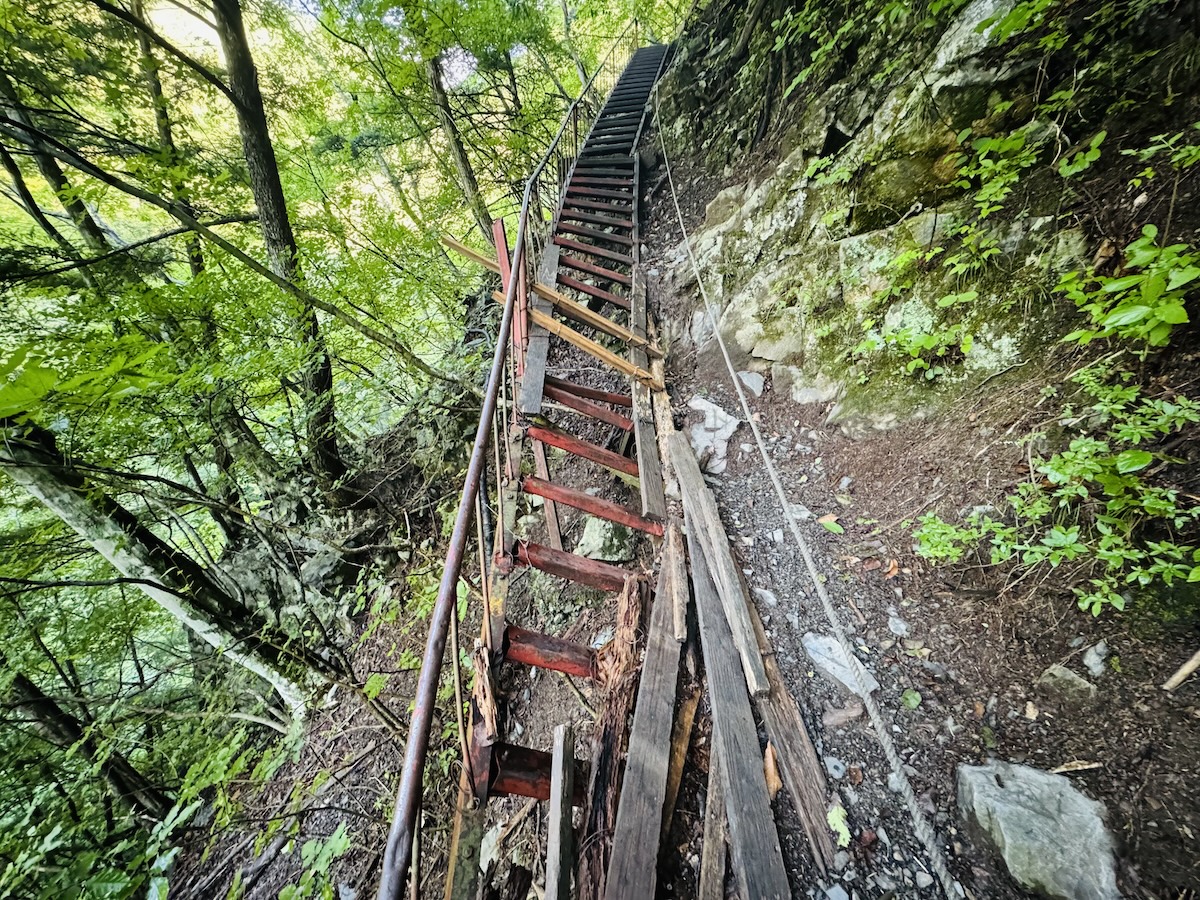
[0,0,676,893]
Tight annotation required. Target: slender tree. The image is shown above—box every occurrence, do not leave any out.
[212,0,347,491]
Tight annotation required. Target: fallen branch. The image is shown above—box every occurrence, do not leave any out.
[1162,648,1200,691]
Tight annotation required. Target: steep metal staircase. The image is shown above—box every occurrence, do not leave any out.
[377,36,675,900]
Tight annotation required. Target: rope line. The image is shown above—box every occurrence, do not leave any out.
[650,85,961,899]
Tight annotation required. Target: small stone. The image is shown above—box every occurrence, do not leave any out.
[874,873,898,891]
[824,756,847,779]
[802,632,880,698]
[887,614,909,637]
[788,501,814,521]
[1083,641,1109,678]
[915,871,934,889]
[832,850,851,871]
[1036,664,1098,702]
[824,885,850,900]
[754,587,779,607]
[887,771,906,793]
[687,396,741,474]
[771,528,784,543]
[737,370,766,397]
[838,475,854,492]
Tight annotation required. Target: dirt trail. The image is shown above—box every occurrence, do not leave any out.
[641,154,1200,898]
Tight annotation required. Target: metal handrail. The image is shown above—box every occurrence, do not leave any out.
[375,23,642,900]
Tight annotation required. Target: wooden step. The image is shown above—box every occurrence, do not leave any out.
[557,273,630,310]
[575,153,635,165]
[569,176,634,189]
[554,236,635,266]
[559,207,634,229]
[560,254,632,286]
[527,421,639,477]
[543,381,635,431]
[557,221,634,246]
[561,196,633,214]
[513,543,633,593]
[503,623,597,678]
[521,476,663,536]
[544,375,632,407]
[566,186,635,201]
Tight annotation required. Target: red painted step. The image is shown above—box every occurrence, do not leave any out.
[521,476,663,536]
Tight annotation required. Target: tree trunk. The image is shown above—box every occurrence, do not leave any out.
[424,54,494,241]
[211,0,346,492]
[133,0,204,276]
[0,423,315,720]
[560,0,590,87]
[0,71,115,256]
[2,651,174,823]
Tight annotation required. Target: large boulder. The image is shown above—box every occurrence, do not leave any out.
[957,761,1120,900]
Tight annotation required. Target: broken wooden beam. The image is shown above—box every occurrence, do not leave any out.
[545,724,576,900]
[697,748,727,900]
[670,432,769,696]
[606,565,684,899]
[686,529,790,899]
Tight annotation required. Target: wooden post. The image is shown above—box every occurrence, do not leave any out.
[545,723,575,900]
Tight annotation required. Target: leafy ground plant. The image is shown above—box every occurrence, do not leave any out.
[914,365,1200,615]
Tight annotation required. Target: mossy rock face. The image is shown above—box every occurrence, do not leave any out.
[850,150,964,233]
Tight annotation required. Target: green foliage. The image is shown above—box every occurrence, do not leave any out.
[853,318,973,381]
[953,126,1043,220]
[914,366,1200,615]
[277,824,353,900]
[1058,131,1106,178]
[1058,225,1197,348]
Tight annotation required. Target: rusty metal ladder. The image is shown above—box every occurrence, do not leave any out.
[440,42,672,893]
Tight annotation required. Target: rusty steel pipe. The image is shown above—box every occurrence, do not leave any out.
[374,21,641,900]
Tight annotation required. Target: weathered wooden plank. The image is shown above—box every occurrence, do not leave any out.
[660,682,700,843]
[686,530,790,900]
[531,439,563,551]
[748,592,836,873]
[671,433,769,696]
[519,243,560,415]
[630,272,667,523]
[605,564,683,900]
[697,748,727,900]
[545,724,576,900]
[664,520,689,642]
[579,577,644,900]
[443,773,486,900]
[521,476,663,536]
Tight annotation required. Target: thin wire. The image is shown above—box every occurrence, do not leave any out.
[651,87,961,899]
